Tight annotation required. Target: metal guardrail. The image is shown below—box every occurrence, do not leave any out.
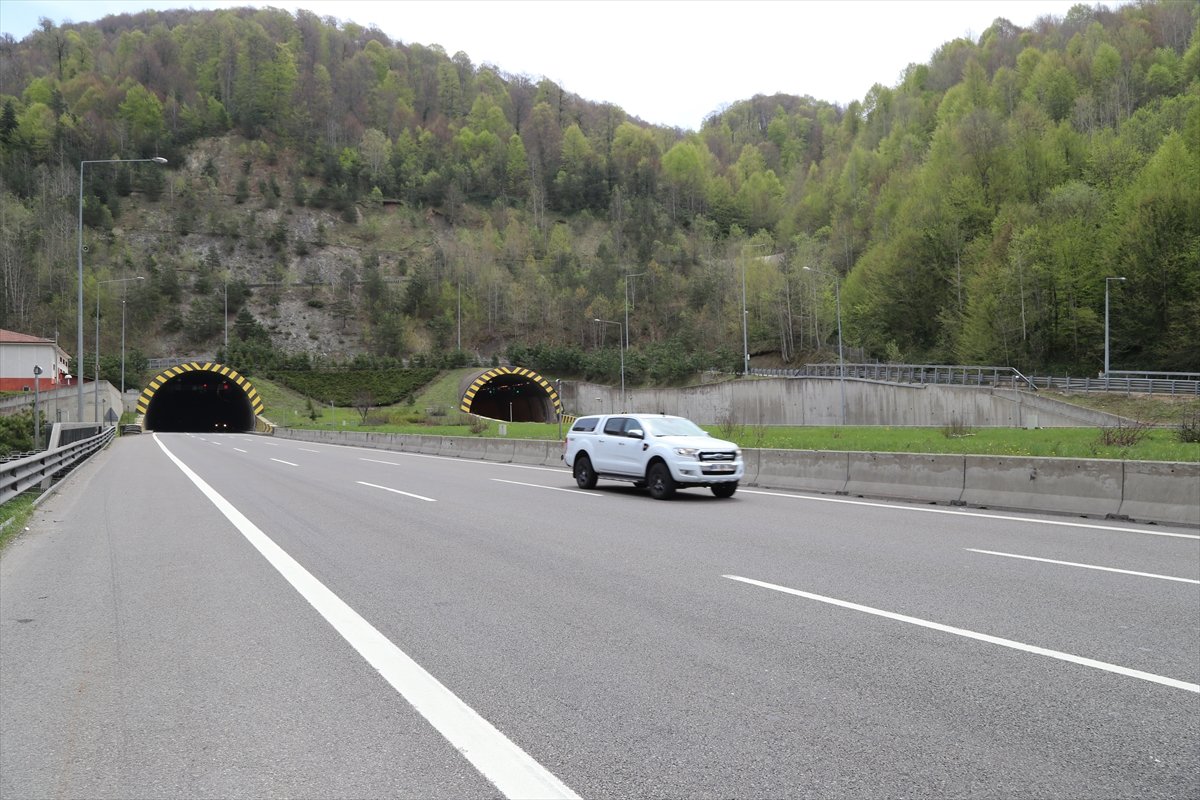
[752,364,1198,395]
[0,428,116,504]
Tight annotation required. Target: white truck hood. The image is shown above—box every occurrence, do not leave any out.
[652,434,738,451]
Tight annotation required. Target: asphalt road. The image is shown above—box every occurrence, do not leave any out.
[2,433,1197,799]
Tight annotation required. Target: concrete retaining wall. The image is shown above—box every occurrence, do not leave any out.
[567,378,1127,428]
[269,428,1197,528]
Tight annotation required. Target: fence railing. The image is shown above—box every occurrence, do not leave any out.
[752,364,1199,395]
[0,428,115,504]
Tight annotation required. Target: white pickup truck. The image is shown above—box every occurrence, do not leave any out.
[562,413,743,499]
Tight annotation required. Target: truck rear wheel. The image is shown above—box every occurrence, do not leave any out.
[711,482,738,498]
[573,454,597,489]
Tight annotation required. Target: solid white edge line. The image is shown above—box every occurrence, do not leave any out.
[740,489,1200,540]
[152,434,578,799]
[491,478,601,497]
[270,458,299,467]
[357,481,437,503]
[965,548,1200,584]
[722,574,1199,694]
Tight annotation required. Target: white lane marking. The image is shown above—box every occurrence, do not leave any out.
[356,452,564,473]
[740,489,1200,540]
[491,479,601,497]
[153,435,577,799]
[234,448,248,453]
[262,442,279,447]
[362,458,403,466]
[965,548,1200,584]
[298,448,321,453]
[271,458,299,467]
[723,574,1199,694]
[210,441,222,446]
[357,481,437,503]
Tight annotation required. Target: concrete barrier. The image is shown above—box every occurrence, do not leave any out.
[754,450,849,494]
[960,456,1124,518]
[485,439,516,462]
[442,437,487,460]
[511,440,552,465]
[265,428,1197,527]
[844,452,966,504]
[1119,461,1200,526]
[740,448,760,485]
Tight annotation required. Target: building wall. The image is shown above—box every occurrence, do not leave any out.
[0,341,71,390]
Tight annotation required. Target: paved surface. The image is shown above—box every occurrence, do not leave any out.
[2,433,1197,799]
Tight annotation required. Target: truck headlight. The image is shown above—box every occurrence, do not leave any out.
[673,447,699,457]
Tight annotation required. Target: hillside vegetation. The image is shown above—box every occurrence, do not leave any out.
[0,2,1197,391]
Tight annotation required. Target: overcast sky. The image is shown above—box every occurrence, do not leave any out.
[3,0,1112,130]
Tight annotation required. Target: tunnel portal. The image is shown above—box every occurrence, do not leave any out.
[138,362,263,432]
[459,367,562,423]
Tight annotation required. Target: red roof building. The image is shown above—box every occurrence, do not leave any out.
[0,329,73,392]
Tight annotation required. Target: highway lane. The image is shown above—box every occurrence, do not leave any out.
[2,432,1197,799]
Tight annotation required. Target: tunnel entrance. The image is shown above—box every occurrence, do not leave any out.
[459,367,562,423]
[138,362,263,432]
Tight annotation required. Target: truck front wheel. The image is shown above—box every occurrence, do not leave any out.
[647,462,676,500]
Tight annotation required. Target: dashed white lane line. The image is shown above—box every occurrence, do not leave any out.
[740,489,1200,540]
[153,434,577,799]
[723,574,1199,694]
[491,479,600,497]
[298,448,321,453]
[271,458,299,467]
[234,448,248,453]
[965,548,1200,584]
[357,453,563,473]
[357,481,436,503]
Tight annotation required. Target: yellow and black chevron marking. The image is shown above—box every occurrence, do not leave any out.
[136,362,265,417]
[459,366,562,415]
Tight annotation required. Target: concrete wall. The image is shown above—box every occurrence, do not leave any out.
[0,382,123,424]
[271,427,1198,528]
[564,377,1126,428]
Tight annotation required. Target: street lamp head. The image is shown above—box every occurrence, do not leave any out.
[152,157,168,164]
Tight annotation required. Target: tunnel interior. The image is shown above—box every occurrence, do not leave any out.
[144,371,257,432]
[466,374,557,422]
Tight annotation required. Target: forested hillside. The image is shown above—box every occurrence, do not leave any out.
[0,1,1196,386]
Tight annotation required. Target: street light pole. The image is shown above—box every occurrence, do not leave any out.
[121,298,126,394]
[623,271,646,409]
[77,157,166,421]
[594,318,624,412]
[1104,276,1126,383]
[95,276,143,424]
[804,266,846,426]
[740,243,770,376]
[32,365,42,448]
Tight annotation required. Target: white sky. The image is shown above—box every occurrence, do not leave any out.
[3,0,1112,130]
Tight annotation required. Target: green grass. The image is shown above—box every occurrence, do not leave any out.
[251,374,1198,462]
[0,494,37,551]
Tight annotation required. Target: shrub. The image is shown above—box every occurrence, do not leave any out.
[1098,419,1152,448]
[1178,410,1200,444]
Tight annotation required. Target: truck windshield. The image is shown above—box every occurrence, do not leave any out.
[644,418,707,437]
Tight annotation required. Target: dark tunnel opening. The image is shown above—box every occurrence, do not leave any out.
[467,375,556,422]
[144,372,256,432]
